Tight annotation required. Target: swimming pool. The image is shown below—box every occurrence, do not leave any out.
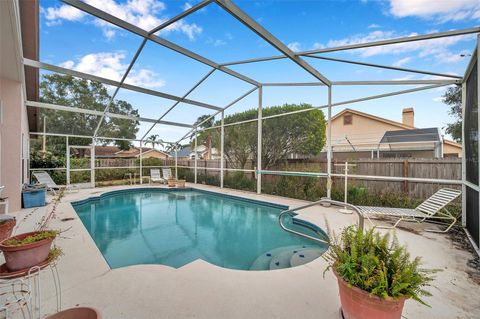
[72,188,328,271]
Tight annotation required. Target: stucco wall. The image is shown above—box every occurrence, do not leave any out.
[0,78,29,212]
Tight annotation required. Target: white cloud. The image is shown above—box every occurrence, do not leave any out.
[206,38,227,47]
[42,0,202,40]
[391,74,415,81]
[433,96,444,102]
[42,5,85,26]
[103,29,116,40]
[368,24,381,29]
[60,52,165,88]
[311,42,325,50]
[314,30,474,64]
[287,42,301,52]
[392,56,412,67]
[183,2,193,10]
[389,0,480,22]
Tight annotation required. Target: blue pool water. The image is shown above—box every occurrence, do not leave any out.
[73,189,328,270]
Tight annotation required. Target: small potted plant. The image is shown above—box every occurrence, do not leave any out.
[0,190,64,271]
[324,225,436,319]
[176,177,186,188]
[167,178,176,187]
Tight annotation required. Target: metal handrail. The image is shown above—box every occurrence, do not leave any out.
[278,198,365,244]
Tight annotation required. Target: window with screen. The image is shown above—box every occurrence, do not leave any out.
[343,114,352,125]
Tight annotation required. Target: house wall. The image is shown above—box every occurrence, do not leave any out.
[0,78,29,212]
[443,142,462,157]
[328,111,406,151]
[142,151,168,160]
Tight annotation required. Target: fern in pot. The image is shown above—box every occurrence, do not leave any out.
[324,225,437,319]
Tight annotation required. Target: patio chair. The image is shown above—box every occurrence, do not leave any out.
[162,168,175,181]
[150,169,166,184]
[357,188,461,233]
[32,171,63,195]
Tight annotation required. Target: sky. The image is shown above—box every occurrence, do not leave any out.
[38,0,480,144]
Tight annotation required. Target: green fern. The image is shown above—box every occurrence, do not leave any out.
[324,225,438,306]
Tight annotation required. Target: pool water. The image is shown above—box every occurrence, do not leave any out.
[73,189,328,270]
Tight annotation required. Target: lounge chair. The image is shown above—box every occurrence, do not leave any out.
[150,169,166,184]
[162,168,175,181]
[32,171,65,195]
[357,188,461,233]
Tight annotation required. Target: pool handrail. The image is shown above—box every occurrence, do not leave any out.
[278,198,365,245]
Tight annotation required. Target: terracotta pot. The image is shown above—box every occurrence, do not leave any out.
[0,219,16,242]
[168,179,176,187]
[176,180,186,188]
[45,307,101,319]
[334,269,407,319]
[0,231,55,272]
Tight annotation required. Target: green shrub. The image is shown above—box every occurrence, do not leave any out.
[325,225,437,305]
[224,172,255,191]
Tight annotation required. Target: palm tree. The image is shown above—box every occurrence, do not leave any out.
[193,115,215,160]
[164,143,177,154]
[146,134,163,149]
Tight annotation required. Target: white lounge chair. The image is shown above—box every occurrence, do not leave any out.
[32,171,63,195]
[162,168,175,180]
[150,169,166,184]
[357,188,461,233]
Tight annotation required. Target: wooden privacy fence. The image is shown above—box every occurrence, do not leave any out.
[93,157,461,199]
[338,158,460,198]
[168,157,462,199]
[280,158,461,199]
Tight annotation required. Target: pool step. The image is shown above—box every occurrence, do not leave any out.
[269,249,300,270]
[249,245,300,270]
[250,245,324,271]
[289,248,324,268]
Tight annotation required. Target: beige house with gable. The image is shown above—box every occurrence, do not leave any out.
[323,107,462,159]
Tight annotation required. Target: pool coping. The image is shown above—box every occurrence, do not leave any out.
[69,186,328,272]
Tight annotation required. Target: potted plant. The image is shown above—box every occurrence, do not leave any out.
[324,225,436,319]
[167,178,176,187]
[0,190,64,271]
[176,177,186,188]
[46,307,101,319]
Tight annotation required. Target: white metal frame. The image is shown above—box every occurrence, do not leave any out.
[25,1,477,219]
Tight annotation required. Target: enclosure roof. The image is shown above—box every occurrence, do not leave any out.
[379,128,441,144]
[24,0,478,144]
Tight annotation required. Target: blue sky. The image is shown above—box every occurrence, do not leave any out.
[38,0,480,144]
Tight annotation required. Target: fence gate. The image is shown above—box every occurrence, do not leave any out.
[66,144,95,188]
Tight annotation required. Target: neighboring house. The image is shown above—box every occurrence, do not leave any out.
[85,146,169,159]
[171,145,220,160]
[320,107,462,159]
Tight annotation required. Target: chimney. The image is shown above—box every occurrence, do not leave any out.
[402,107,414,127]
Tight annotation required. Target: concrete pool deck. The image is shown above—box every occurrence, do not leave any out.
[5,184,480,318]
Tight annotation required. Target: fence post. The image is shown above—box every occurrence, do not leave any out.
[175,146,178,180]
[91,138,95,188]
[403,159,408,193]
[221,110,225,188]
[257,85,263,194]
[139,140,143,184]
[194,127,198,184]
[66,136,70,186]
[326,85,333,198]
